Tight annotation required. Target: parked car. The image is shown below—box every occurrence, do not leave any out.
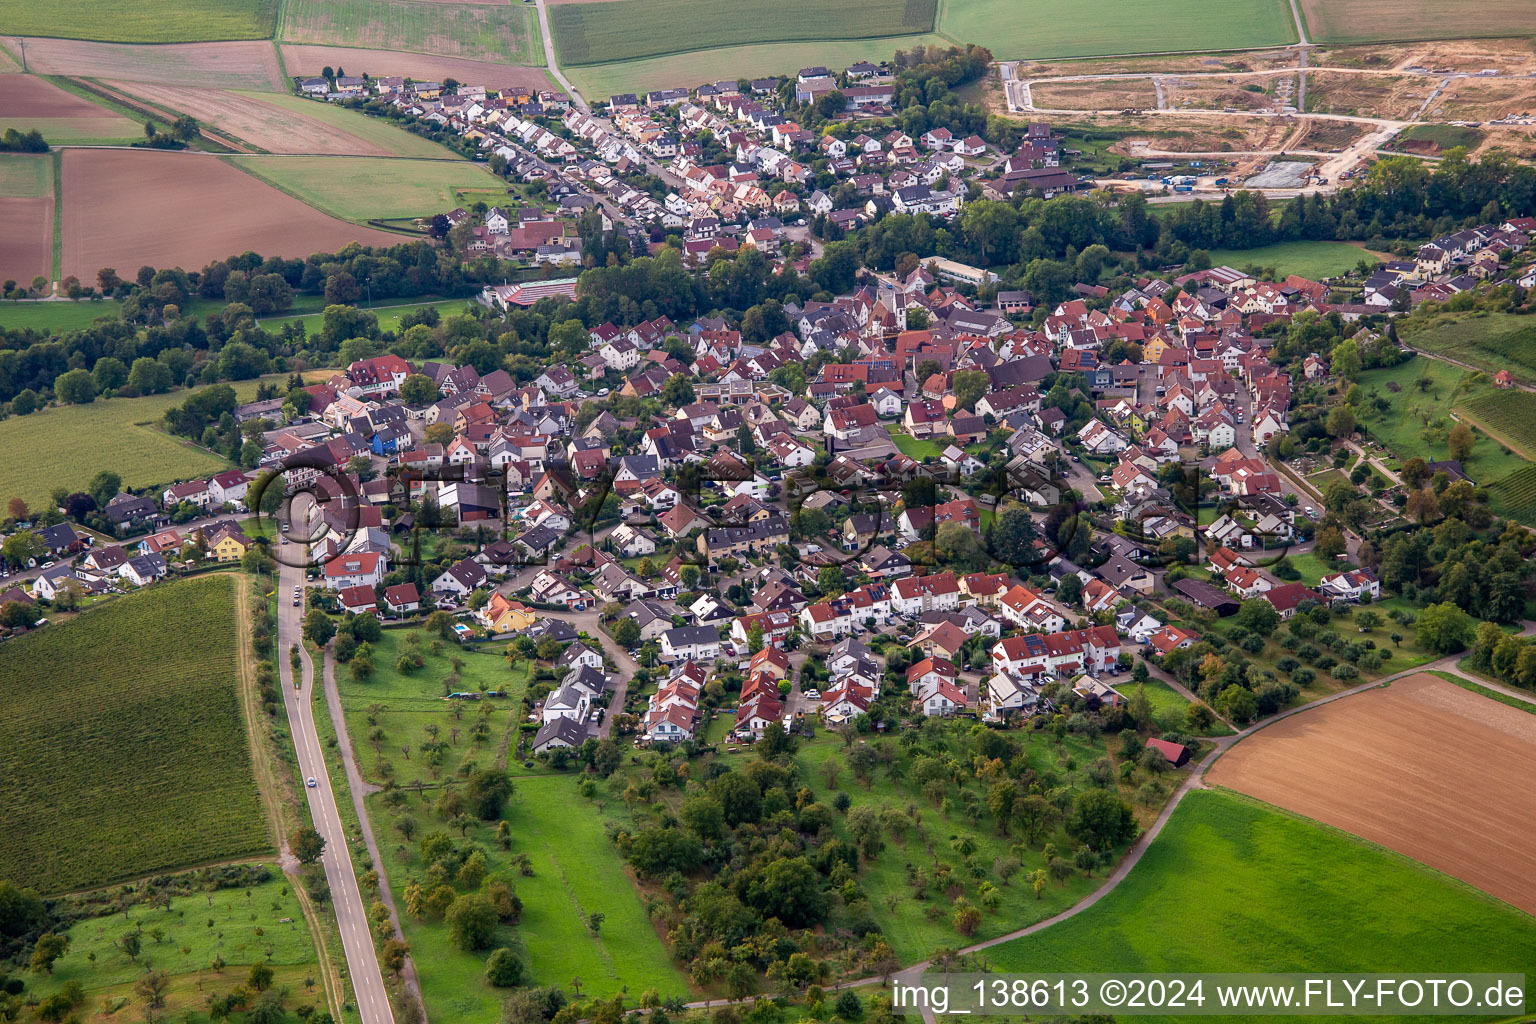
[803,688,821,700]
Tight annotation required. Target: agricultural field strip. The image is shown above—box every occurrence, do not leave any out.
[278,0,542,66]
[0,576,269,894]
[549,0,934,66]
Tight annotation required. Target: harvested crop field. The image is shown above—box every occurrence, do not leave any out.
[1030,80,1159,111]
[279,0,541,65]
[58,150,404,280]
[0,75,140,143]
[1300,0,1536,45]
[16,38,284,89]
[0,153,53,284]
[0,197,51,285]
[1209,673,1536,915]
[102,81,447,156]
[279,43,553,90]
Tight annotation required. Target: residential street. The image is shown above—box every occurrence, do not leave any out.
[277,561,396,1024]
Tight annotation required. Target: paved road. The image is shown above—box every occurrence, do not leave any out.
[530,0,586,112]
[277,561,397,1024]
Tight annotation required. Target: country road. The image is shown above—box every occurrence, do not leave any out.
[531,0,587,112]
[278,560,397,1024]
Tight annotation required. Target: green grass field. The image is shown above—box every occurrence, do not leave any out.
[1398,122,1486,151]
[885,425,947,460]
[0,151,52,197]
[1402,311,1536,384]
[988,790,1536,1022]
[1357,356,1528,486]
[1299,0,1535,46]
[0,378,288,511]
[0,0,277,42]
[280,0,541,66]
[267,297,478,337]
[230,155,505,222]
[1207,240,1378,279]
[551,0,934,66]
[938,0,1296,59]
[0,298,122,330]
[367,772,689,1013]
[563,36,945,98]
[234,92,459,159]
[0,576,269,894]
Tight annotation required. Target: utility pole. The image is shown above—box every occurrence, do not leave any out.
[17,38,26,72]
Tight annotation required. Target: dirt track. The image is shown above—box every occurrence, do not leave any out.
[1209,673,1536,915]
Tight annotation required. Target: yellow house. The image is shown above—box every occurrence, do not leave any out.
[480,593,537,633]
[208,529,251,562]
[1142,336,1172,364]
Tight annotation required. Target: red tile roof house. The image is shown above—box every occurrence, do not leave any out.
[1262,582,1323,619]
[336,584,379,616]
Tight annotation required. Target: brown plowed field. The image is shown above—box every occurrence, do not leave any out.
[101,82,387,155]
[0,196,51,284]
[1209,673,1536,914]
[279,44,553,90]
[58,150,404,280]
[1,75,112,117]
[17,38,284,90]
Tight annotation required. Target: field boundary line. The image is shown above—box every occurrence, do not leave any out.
[49,149,62,286]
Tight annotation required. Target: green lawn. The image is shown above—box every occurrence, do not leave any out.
[0,298,122,331]
[367,772,689,1015]
[552,0,932,66]
[0,576,269,894]
[0,0,278,41]
[885,425,947,460]
[231,156,505,222]
[1400,311,1536,384]
[1206,240,1377,279]
[279,0,542,66]
[938,0,1296,60]
[1356,356,1528,486]
[987,790,1536,1023]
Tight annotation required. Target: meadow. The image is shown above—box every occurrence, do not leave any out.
[0,376,283,512]
[1400,310,1536,384]
[269,297,479,337]
[1298,0,1535,45]
[0,576,269,894]
[988,790,1536,1022]
[1207,240,1378,279]
[551,0,934,66]
[1397,122,1486,152]
[280,0,542,66]
[937,0,1296,60]
[0,0,278,42]
[237,92,459,158]
[231,155,506,222]
[1356,356,1528,484]
[0,298,122,330]
[563,37,945,99]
